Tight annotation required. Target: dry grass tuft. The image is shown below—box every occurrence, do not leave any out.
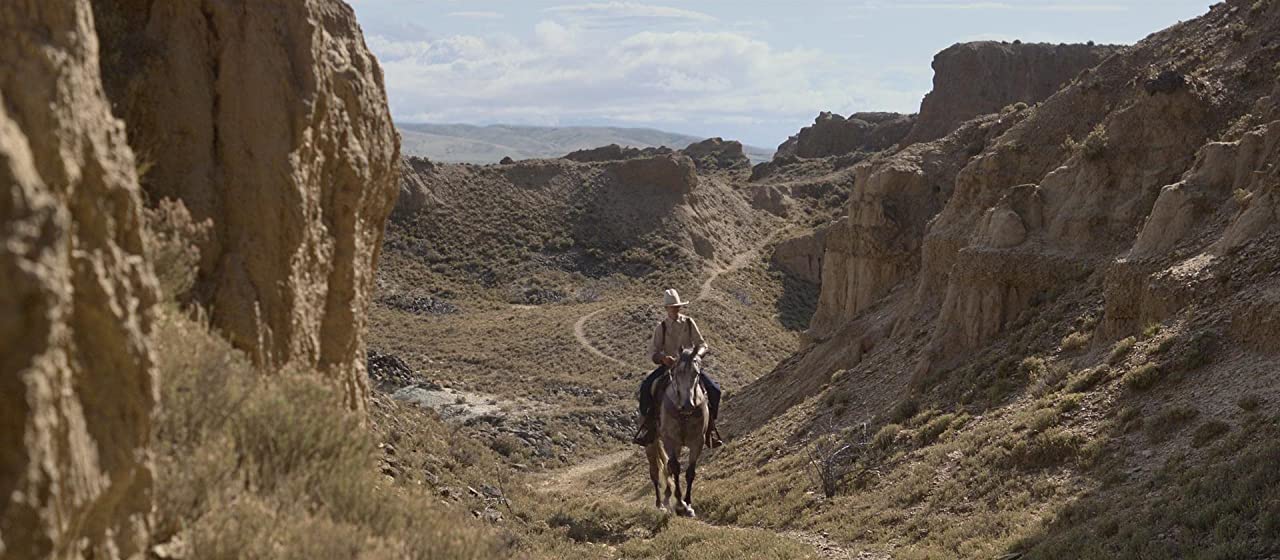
[151,307,503,559]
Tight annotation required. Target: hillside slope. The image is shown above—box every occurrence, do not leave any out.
[399,122,774,163]
[706,1,1280,558]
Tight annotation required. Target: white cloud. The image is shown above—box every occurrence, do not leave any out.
[886,1,1127,12]
[448,11,505,19]
[367,22,922,145]
[544,2,718,26]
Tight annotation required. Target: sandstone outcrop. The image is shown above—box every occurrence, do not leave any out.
[606,153,699,195]
[903,41,1119,145]
[1,1,158,557]
[775,112,917,160]
[93,0,401,411]
[682,137,750,170]
[808,112,1020,338]
[773,226,829,284]
[563,143,672,162]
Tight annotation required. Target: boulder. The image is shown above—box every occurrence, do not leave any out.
[1,1,158,556]
[93,0,401,411]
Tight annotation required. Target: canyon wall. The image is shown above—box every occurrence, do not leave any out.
[1,2,158,557]
[903,41,1120,145]
[93,0,401,411]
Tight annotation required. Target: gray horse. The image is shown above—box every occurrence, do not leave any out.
[645,347,708,516]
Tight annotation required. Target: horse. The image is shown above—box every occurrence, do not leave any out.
[645,347,708,516]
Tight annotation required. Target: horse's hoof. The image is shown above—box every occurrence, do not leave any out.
[684,504,697,518]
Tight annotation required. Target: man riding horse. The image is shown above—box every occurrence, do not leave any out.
[633,288,724,448]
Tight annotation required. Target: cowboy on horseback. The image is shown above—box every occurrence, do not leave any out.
[633,288,724,448]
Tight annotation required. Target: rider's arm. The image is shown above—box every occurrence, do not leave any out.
[689,318,708,358]
[650,320,665,365]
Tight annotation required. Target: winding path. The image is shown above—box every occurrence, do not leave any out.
[537,444,875,560]
[573,308,637,369]
[572,227,785,367]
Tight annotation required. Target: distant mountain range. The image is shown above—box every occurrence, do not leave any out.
[397,123,774,164]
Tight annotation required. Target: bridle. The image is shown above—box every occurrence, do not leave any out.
[665,349,704,417]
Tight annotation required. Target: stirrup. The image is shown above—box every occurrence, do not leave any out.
[705,426,724,449]
[633,415,657,446]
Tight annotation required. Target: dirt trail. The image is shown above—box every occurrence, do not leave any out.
[538,444,873,560]
[696,228,782,302]
[573,308,640,369]
[571,227,786,368]
[538,448,633,490]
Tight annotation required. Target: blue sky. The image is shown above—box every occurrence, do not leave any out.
[349,0,1215,148]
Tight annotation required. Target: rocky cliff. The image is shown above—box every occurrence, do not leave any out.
[903,41,1120,145]
[740,0,1280,443]
[775,112,917,160]
[93,0,400,411]
[1,2,158,557]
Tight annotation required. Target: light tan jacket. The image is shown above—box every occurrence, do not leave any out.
[649,314,706,365]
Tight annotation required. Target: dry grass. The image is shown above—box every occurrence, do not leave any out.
[151,306,504,559]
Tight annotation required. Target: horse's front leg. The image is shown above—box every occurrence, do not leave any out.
[684,439,703,518]
[664,437,688,516]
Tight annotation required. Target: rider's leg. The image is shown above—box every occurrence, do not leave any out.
[699,372,722,420]
[638,366,666,416]
[699,372,724,448]
[633,366,667,445]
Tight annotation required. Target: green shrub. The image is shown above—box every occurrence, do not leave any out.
[1061,331,1091,352]
[1005,428,1085,469]
[1178,331,1220,371]
[1123,362,1163,391]
[143,197,212,301]
[1020,356,1048,378]
[873,423,903,449]
[1142,322,1162,339]
[917,413,960,446]
[1192,421,1231,448]
[1063,124,1108,160]
[1067,365,1111,393]
[1107,337,1136,365]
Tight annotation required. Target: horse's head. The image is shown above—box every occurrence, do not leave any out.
[669,347,705,415]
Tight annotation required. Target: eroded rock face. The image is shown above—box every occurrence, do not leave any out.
[563,143,673,162]
[93,0,401,411]
[776,112,917,160]
[606,153,699,195]
[800,1,1279,374]
[1,1,158,556]
[903,41,1119,145]
[808,112,1019,338]
[682,137,750,170]
[774,226,828,284]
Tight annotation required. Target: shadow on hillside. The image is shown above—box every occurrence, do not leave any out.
[773,268,819,332]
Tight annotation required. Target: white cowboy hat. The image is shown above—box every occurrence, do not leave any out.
[662,288,690,307]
